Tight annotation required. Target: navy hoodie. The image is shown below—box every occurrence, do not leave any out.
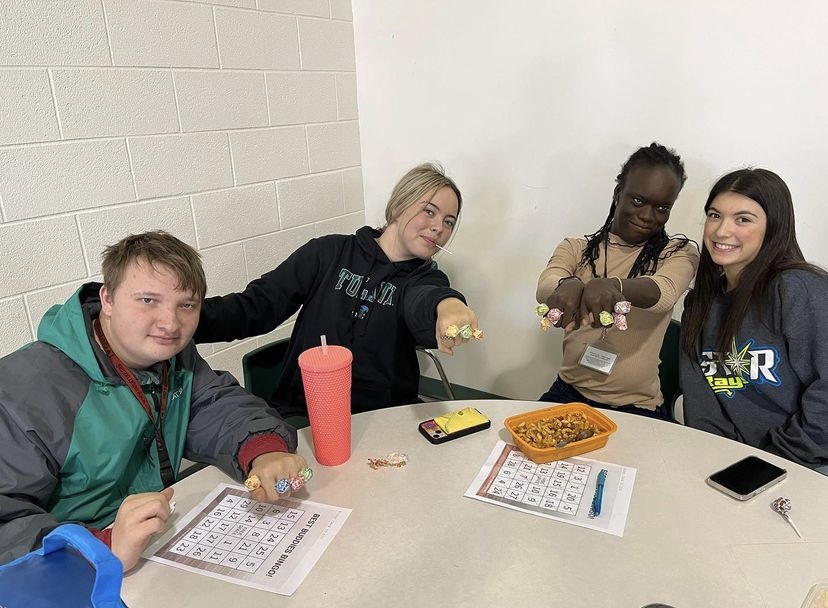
[195,227,465,417]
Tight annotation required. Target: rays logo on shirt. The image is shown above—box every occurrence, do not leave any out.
[700,337,781,398]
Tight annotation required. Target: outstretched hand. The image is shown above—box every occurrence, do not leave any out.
[579,278,624,328]
[435,297,480,355]
[546,279,585,331]
[111,486,175,572]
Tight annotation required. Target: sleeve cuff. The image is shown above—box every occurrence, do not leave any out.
[90,527,113,548]
[238,433,290,475]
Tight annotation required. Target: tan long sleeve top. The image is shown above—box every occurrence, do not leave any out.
[536,234,699,409]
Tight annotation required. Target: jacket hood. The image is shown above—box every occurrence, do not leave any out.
[37,283,108,382]
[355,226,436,276]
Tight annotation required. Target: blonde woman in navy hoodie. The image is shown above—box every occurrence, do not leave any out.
[195,163,479,423]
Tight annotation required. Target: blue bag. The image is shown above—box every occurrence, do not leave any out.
[0,523,126,607]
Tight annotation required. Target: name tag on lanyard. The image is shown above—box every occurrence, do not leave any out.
[579,329,618,375]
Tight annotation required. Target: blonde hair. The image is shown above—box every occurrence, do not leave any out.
[101,231,207,300]
[383,162,462,227]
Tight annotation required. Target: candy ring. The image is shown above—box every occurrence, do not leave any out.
[444,324,460,338]
[536,303,550,316]
[459,324,474,339]
[298,466,314,482]
[546,308,563,324]
[440,334,455,341]
[614,300,632,315]
[598,311,613,327]
[471,328,485,340]
[275,478,291,494]
[244,474,261,491]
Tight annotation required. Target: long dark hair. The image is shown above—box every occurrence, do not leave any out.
[581,142,690,278]
[681,168,826,358]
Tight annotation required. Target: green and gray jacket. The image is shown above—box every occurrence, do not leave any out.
[0,283,297,563]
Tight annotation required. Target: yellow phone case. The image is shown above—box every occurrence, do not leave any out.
[433,407,490,434]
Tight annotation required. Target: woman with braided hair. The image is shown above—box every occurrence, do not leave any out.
[536,143,699,419]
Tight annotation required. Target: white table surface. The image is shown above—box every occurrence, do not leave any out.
[122,400,828,607]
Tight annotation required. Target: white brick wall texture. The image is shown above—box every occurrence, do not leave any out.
[0,0,364,383]
[228,126,309,185]
[265,72,338,125]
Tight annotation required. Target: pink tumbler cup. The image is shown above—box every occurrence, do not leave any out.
[298,345,353,466]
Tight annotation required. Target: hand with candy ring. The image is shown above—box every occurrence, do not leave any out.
[245,451,309,503]
[579,277,625,328]
[544,277,584,330]
[435,297,483,355]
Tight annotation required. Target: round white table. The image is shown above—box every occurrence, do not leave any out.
[122,400,828,607]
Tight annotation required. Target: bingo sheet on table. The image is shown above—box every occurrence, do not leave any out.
[465,441,636,536]
[143,483,351,595]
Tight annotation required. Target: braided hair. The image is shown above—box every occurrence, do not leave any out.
[581,143,690,278]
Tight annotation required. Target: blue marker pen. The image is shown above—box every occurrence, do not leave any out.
[592,469,607,516]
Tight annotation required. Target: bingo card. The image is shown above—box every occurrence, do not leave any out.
[464,440,636,536]
[144,483,350,595]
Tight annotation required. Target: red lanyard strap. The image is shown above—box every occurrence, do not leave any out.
[93,318,176,487]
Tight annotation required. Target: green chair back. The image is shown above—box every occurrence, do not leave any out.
[658,319,682,422]
[242,338,290,403]
[241,338,309,429]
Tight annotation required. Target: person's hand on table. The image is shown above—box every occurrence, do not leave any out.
[546,278,584,331]
[246,451,309,503]
[435,297,481,355]
[111,486,175,572]
[579,278,623,328]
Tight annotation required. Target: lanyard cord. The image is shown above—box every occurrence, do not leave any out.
[603,239,608,279]
[604,237,635,280]
[93,317,176,487]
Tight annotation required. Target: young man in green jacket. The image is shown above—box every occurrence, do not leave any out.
[0,231,306,571]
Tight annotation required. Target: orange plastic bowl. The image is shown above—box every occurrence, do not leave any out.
[504,402,618,463]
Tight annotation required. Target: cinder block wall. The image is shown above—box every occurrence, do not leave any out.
[0,0,364,383]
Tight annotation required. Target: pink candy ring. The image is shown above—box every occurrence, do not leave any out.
[547,308,563,324]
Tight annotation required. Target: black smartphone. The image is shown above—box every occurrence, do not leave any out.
[706,455,787,501]
[418,407,491,444]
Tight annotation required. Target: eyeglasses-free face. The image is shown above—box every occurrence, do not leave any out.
[704,191,768,289]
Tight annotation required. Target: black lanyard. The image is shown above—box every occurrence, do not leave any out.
[604,239,609,279]
[604,238,633,280]
[93,318,176,487]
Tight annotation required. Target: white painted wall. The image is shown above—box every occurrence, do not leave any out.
[353,0,828,399]
[0,0,362,383]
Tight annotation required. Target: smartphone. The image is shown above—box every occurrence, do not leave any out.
[419,407,491,444]
[706,455,787,501]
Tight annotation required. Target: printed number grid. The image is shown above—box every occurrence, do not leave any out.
[158,488,304,576]
[485,447,591,515]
